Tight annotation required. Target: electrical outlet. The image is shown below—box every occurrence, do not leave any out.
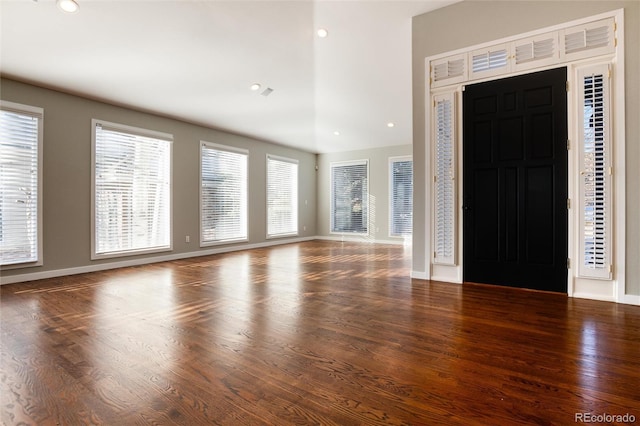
[185,235,190,243]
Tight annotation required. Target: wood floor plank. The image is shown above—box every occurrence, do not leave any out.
[1,240,639,425]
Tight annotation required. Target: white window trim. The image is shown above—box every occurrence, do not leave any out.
[330,159,370,236]
[388,155,413,239]
[91,119,173,260]
[423,9,629,304]
[266,154,299,239]
[0,100,44,269]
[199,141,249,247]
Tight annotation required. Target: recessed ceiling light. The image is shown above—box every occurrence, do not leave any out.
[317,28,329,38]
[57,0,79,13]
[333,131,340,136]
[387,122,395,128]
[250,83,261,91]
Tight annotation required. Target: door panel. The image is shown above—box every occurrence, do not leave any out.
[463,67,568,293]
[473,168,499,261]
[498,117,524,160]
[525,165,554,264]
[504,167,518,262]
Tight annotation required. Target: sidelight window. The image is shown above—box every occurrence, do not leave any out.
[433,93,456,265]
[577,64,612,279]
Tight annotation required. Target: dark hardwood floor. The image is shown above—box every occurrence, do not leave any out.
[1,240,639,425]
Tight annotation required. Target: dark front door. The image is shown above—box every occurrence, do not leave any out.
[463,67,568,293]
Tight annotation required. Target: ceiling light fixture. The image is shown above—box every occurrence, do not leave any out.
[333,131,340,136]
[317,28,329,38]
[250,83,261,91]
[57,0,79,13]
[387,122,395,128]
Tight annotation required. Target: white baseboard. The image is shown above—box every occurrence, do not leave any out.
[571,292,617,303]
[617,294,640,306]
[411,270,429,280]
[0,236,316,285]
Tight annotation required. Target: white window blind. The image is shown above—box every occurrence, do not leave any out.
[515,38,554,63]
[433,93,456,265]
[200,142,248,245]
[431,54,467,88]
[93,120,172,258]
[266,155,298,237]
[562,18,615,61]
[513,33,558,71]
[0,102,43,266]
[331,160,368,234]
[577,64,612,280]
[389,157,413,237]
[469,44,510,79]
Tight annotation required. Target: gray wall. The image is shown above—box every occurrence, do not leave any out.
[412,1,640,295]
[0,78,317,280]
[317,144,412,242]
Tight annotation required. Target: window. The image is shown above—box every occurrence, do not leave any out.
[433,92,456,265]
[266,155,298,237]
[431,53,467,88]
[200,142,248,245]
[331,160,368,234]
[92,120,172,258]
[561,18,615,61]
[577,64,612,280]
[512,32,558,72]
[469,43,510,80]
[0,101,43,267]
[389,157,413,237]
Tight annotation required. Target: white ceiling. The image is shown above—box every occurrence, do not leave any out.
[0,0,458,154]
